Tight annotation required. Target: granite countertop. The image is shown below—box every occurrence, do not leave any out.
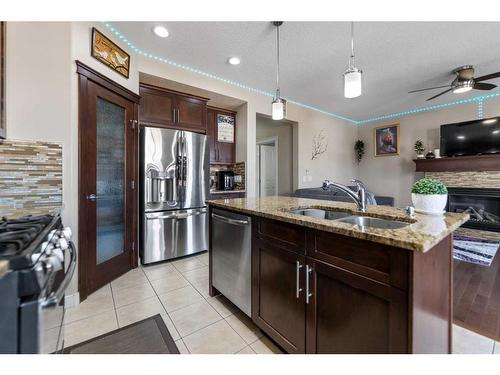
[207,196,469,253]
[0,261,9,278]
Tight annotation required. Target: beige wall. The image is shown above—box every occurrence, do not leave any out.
[356,99,500,207]
[6,23,73,228]
[256,116,295,195]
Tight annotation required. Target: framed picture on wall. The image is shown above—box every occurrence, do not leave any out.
[217,113,235,143]
[374,124,400,157]
[91,27,130,78]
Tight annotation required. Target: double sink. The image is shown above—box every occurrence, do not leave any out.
[288,208,411,230]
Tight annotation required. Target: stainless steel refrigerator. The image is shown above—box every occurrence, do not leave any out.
[139,127,209,264]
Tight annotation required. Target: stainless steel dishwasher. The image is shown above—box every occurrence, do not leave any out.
[211,208,252,317]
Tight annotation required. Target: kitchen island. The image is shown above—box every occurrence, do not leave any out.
[207,196,469,354]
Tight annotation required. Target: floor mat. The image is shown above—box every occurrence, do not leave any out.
[64,314,179,354]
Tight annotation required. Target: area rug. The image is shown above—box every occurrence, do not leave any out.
[453,235,500,267]
[63,314,179,354]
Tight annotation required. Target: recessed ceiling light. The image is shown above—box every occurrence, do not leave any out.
[493,130,500,135]
[228,57,241,65]
[153,26,169,38]
[457,135,466,140]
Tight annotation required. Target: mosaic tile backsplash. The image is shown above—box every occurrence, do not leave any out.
[425,171,500,189]
[0,139,63,218]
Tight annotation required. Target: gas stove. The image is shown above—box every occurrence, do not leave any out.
[0,214,71,271]
[0,213,76,354]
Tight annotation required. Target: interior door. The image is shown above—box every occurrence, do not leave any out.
[259,144,277,197]
[80,80,136,297]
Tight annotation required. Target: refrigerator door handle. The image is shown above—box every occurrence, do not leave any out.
[146,208,207,221]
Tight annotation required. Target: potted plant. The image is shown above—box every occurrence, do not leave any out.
[354,140,365,163]
[414,140,425,159]
[411,178,448,215]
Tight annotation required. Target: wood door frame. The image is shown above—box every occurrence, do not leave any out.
[76,61,139,301]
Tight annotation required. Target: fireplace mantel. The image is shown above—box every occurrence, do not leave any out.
[414,154,500,172]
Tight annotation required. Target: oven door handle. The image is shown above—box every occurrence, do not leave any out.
[41,241,77,309]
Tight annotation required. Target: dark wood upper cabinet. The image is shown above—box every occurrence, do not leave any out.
[139,84,208,133]
[139,86,175,127]
[207,108,217,162]
[252,238,306,353]
[207,107,236,164]
[176,95,206,133]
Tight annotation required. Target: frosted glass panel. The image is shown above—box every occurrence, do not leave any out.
[96,97,125,264]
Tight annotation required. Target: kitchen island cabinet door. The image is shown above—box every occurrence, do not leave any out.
[306,258,408,354]
[252,239,306,353]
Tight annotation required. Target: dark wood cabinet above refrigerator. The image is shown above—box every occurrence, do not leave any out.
[207,107,236,164]
[139,84,208,134]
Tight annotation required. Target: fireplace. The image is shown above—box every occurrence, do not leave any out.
[447,187,500,232]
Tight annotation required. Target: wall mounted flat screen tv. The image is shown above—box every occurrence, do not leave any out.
[440,117,500,157]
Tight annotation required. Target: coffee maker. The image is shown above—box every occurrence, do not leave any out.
[216,170,234,190]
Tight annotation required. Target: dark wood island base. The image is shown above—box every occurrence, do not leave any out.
[209,205,455,354]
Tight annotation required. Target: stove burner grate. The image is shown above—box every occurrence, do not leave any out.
[0,215,53,257]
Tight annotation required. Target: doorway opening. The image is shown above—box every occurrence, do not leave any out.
[256,114,297,197]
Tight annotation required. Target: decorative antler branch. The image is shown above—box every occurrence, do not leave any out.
[311,129,327,160]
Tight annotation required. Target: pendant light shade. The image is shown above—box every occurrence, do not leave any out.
[344,68,362,98]
[271,21,286,120]
[272,97,285,120]
[344,22,362,99]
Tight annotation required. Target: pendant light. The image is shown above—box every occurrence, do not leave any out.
[272,21,285,120]
[344,22,362,98]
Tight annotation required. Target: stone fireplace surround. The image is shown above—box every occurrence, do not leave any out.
[424,170,500,237]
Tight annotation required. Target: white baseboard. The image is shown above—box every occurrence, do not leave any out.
[64,292,80,308]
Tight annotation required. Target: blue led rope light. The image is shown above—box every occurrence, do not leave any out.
[104,22,500,126]
[477,100,484,119]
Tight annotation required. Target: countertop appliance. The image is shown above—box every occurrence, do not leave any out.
[140,127,209,264]
[216,170,234,191]
[211,208,251,317]
[440,116,500,157]
[0,213,76,354]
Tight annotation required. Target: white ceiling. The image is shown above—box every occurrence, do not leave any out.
[114,22,500,122]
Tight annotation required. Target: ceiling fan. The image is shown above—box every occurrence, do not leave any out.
[408,65,500,101]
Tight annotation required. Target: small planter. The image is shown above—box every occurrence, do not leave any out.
[411,193,448,214]
[411,178,448,215]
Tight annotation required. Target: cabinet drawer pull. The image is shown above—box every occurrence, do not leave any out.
[296,261,303,299]
[306,265,313,304]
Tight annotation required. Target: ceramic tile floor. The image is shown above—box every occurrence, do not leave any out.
[64,252,280,354]
[64,252,499,354]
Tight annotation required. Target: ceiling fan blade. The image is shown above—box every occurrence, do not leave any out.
[474,72,500,82]
[408,85,451,94]
[426,88,453,101]
[474,82,497,90]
